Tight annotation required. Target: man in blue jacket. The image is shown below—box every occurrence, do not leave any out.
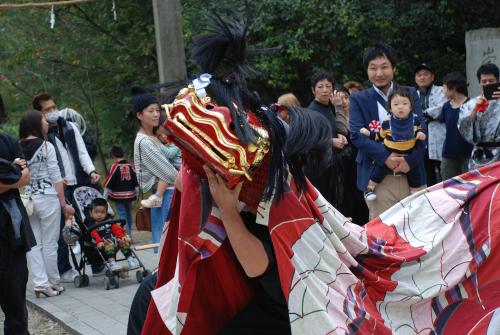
[349,43,427,219]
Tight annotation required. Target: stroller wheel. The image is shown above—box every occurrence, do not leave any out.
[104,276,111,290]
[74,276,83,288]
[113,274,120,289]
[136,270,143,283]
[82,274,90,287]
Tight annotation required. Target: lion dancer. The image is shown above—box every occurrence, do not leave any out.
[137,14,334,334]
[137,16,500,335]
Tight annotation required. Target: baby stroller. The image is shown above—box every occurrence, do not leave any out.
[68,186,150,290]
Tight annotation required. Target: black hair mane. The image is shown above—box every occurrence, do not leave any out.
[191,16,332,202]
[272,105,333,193]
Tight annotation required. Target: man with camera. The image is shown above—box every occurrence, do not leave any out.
[458,63,500,169]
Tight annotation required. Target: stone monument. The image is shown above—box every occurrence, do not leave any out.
[465,28,500,97]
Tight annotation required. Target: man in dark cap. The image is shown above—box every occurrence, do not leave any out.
[414,63,447,185]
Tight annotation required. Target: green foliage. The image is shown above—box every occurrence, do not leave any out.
[0,1,158,158]
[1,0,499,162]
[182,0,499,104]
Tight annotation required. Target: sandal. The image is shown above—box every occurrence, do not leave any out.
[34,286,60,298]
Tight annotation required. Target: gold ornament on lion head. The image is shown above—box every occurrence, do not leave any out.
[162,84,270,189]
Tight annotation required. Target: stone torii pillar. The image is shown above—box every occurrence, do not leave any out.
[152,0,187,93]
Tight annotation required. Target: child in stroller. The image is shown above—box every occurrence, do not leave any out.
[85,198,140,271]
[69,186,150,289]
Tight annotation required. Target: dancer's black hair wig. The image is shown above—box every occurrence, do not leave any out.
[191,16,332,201]
[271,104,333,193]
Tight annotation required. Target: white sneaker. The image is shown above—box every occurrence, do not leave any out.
[107,260,121,272]
[127,256,140,270]
[141,194,163,208]
[60,268,78,283]
[364,188,377,201]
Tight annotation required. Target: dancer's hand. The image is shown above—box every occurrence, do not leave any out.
[203,165,243,214]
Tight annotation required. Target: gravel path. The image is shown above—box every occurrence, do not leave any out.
[0,304,70,335]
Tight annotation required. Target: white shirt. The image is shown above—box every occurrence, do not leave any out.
[373,82,394,122]
[53,122,96,186]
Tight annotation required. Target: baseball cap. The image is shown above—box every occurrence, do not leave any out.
[414,63,433,74]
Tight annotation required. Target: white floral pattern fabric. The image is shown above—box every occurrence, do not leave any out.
[458,97,500,169]
[23,141,62,197]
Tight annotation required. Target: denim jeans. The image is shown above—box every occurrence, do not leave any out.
[114,200,133,236]
[150,188,174,253]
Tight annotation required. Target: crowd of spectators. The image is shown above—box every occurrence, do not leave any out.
[1,40,500,335]
[276,43,500,220]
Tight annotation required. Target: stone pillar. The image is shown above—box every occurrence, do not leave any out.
[152,0,187,91]
[465,28,500,97]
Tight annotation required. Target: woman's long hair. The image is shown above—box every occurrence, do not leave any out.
[19,109,46,140]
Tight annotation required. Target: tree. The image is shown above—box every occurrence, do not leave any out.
[0,1,158,162]
[1,0,499,161]
[182,0,499,103]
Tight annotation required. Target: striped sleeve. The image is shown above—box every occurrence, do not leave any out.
[140,138,178,184]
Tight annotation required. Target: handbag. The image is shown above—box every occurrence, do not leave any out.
[135,137,152,231]
[135,206,151,231]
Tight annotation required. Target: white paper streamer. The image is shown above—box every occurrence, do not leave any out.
[50,5,55,29]
[112,0,117,21]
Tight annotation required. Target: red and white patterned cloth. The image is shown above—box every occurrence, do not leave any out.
[142,162,500,334]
